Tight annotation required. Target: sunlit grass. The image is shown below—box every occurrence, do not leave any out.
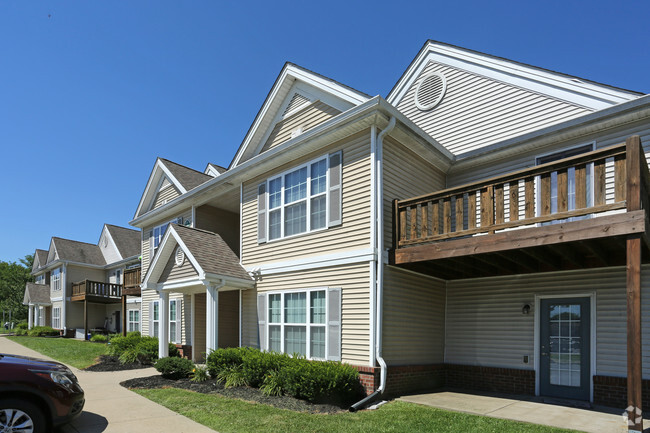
[7,336,107,369]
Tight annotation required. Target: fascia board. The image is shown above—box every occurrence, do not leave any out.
[203,273,254,288]
[451,94,650,172]
[388,41,641,110]
[142,227,204,287]
[130,96,450,226]
[135,159,187,219]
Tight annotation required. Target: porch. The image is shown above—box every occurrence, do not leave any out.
[122,267,142,296]
[389,136,649,432]
[71,280,122,303]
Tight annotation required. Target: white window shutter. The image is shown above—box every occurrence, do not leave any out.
[257,183,267,243]
[327,287,342,361]
[175,299,182,344]
[257,293,267,350]
[328,152,342,227]
[148,301,154,337]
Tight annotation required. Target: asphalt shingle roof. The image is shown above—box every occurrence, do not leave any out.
[160,159,212,192]
[50,238,106,266]
[171,224,252,282]
[106,225,140,259]
[33,249,48,271]
[23,282,51,305]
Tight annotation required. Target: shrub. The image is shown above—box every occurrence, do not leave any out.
[216,365,248,388]
[13,328,27,336]
[190,365,209,382]
[206,347,247,378]
[27,326,59,337]
[108,333,178,365]
[14,322,28,330]
[155,356,194,379]
[90,334,108,343]
[260,370,284,396]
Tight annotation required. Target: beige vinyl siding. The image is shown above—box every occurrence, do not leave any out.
[241,289,258,348]
[195,205,240,254]
[152,184,180,210]
[445,266,650,379]
[241,131,371,267]
[383,266,445,365]
[159,252,198,282]
[194,293,207,360]
[261,101,341,153]
[383,137,446,249]
[254,263,371,365]
[141,209,193,278]
[396,61,593,156]
[65,265,105,298]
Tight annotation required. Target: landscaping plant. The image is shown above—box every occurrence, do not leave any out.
[190,365,209,382]
[27,326,59,337]
[155,356,194,379]
[108,333,179,365]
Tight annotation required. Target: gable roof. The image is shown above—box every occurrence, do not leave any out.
[134,158,212,218]
[23,283,51,305]
[388,40,643,111]
[50,237,106,266]
[144,224,253,287]
[229,62,370,168]
[204,163,227,177]
[105,225,140,259]
[32,249,48,272]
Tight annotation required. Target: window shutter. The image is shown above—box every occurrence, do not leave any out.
[148,301,154,337]
[257,183,267,243]
[175,299,182,344]
[326,287,342,361]
[257,293,267,350]
[328,152,342,227]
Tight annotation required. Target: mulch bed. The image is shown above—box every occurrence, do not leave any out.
[121,375,345,414]
[84,355,153,372]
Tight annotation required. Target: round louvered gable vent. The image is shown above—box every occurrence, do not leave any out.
[175,247,185,267]
[414,72,447,111]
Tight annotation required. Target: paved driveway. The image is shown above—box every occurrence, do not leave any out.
[0,336,215,433]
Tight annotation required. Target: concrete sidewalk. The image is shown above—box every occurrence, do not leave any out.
[0,336,215,433]
[399,390,647,433]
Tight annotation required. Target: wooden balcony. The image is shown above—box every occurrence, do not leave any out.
[122,267,141,296]
[390,136,650,279]
[71,280,122,303]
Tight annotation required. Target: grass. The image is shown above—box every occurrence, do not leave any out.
[7,336,108,369]
[134,388,580,433]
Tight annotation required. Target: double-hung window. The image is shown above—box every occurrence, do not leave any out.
[52,307,61,329]
[128,310,140,333]
[35,274,45,285]
[151,301,159,338]
[151,217,183,257]
[169,299,180,344]
[260,288,340,361]
[258,152,342,243]
[51,268,61,291]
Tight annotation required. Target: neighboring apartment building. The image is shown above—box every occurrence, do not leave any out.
[24,224,142,338]
[129,41,650,427]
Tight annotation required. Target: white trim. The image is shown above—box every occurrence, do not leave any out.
[369,126,377,366]
[238,290,242,348]
[245,248,375,276]
[135,159,188,218]
[534,292,596,402]
[191,206,196,228]
[240,183,243,264]
[388,42,640,110]
[50,296,63,302]
[126,297,141,304]
[100,225,123,261]
[190,293,196,361]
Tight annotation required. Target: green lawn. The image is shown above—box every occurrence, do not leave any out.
[7,336,108,369]
[135,388,580,433]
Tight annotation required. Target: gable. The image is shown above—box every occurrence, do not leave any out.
[46,239,57,264]
[159,248,198,283]
[231,63,369,167]
[152,179,181,210]
[388,41,642,156]
[99,226,122,264]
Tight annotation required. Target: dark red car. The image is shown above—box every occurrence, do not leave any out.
[0,353,84,433]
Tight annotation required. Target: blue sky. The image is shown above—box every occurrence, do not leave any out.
[1,1,648,263]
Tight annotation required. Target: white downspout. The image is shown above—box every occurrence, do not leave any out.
[375,117,396,394]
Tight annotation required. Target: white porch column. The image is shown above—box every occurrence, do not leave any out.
[190,294,196,362]
[28,305,34,330]
[158,291,169,358]
[206,284,219,354]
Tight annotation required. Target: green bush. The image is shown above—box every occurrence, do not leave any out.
[108,333,179,365]
[13,328,27,336]
[14,322,28,330]
[90,334,108,343]
[190,365,209,382]
[155,357,194,379]
[206,347,364,406]
[27,326,59,337]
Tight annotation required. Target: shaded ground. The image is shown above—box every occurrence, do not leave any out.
[84,355,152,372]
[121,375,345,414]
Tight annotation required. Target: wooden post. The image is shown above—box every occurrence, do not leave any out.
[122,295,127,336]
[83,300,88,341]
[392,199,399,249]
[626,135,643,432]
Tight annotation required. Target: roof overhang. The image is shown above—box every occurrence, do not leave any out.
[134,159,189,219]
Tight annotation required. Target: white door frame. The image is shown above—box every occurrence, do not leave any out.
[534,292,597,402]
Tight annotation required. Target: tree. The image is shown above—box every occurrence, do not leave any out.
[0,254,33,322]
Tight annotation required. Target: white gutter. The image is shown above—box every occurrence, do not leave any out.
[375,117,396,394]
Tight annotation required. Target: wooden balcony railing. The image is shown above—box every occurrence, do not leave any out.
[393,136,650,250]
[122,267,141,296]
[71,280,122,299]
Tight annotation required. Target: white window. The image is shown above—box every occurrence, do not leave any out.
[52,307,61,329]
[151,301,159,338]
[128,310,140,333]
[115,270,121,285]
[258,152,341,243]
[169,299,181,344]
[151,217,183,256]
[264,289,334,360]
[38,308,43,326]
[35,274,45,285]
[51,268,61,291]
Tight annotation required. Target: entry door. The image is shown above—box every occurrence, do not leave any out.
[539,297,590,400]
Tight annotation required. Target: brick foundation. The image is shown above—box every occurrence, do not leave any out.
[385,364,446,396]
[355,365,380,395]
[446,364,535,395]
[175,344,192,360]
[593,375,650,411]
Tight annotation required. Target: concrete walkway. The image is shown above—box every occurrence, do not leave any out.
[0,336,215,433]
[399,390,648,433]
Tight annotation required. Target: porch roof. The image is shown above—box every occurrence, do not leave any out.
[23,282,51,305]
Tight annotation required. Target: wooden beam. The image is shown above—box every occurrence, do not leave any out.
[627,233,643,432]
[577,240,609,267]
[84,300,88,341]
[394,211,646,264]
[122,295,127,337]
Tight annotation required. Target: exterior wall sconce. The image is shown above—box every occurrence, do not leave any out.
[522,304,531,315]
